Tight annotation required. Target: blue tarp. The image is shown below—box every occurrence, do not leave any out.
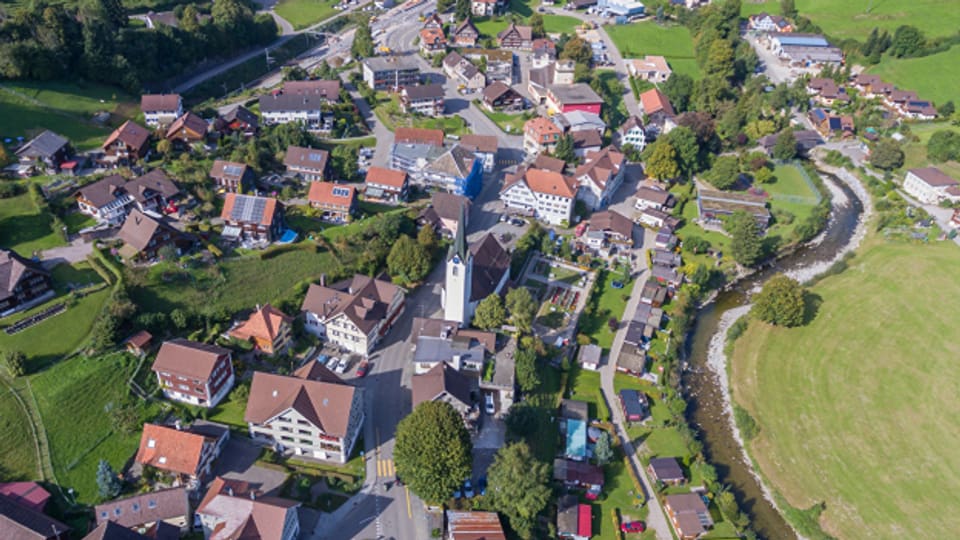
[565,419,587,461]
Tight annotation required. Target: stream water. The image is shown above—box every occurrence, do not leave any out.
[681,171,865,540]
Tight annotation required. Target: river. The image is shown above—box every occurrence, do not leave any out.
[681,170,866,540]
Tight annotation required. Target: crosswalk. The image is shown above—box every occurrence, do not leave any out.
[377,458,395,477]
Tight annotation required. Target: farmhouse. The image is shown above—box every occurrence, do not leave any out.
[219,194,285,244]
[419,26,447,53]
[228,304,294,356]
[196,477,301,540]
[697,188,771,229]
[482,82,524,111]
[284,146,331,182]
[135,422,228,484]
[152,339,235,408]
[497,23,533,50]
[94,488,189,533]
[117,209,185,262]
[14,130,73,176]
[308,182,356,223]
[903,167,960,204]
[400,84,446,116]
[0,249,52,317]
[364,166,409,203]
[451,18,480,47]
[209,160,252,194]
[141,94,183,127]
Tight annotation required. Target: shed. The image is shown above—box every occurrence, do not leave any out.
[577,343,602,371]
[648,457,685,485]
[618,389,648,422]
[560,399,589,421]
[125,330,153,356]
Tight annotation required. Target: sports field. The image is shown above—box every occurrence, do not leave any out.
[605,22,700,79]
[867,45,960,107]
[730,240,960,539]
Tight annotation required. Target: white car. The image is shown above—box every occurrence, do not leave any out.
[326,356,340,370]
[485,393,495,415]
[335,357,351,374]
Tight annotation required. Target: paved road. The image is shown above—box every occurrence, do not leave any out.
[38,238,94,268]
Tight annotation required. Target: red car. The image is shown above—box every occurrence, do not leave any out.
[356,361,370,377]
[620,521,646,533]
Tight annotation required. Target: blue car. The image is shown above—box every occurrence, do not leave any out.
[463,480,474,498]
[477,476,487,496]
[453,486,462,499]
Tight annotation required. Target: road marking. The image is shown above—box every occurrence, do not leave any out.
[377,458,394,477]
[405,485,412,518]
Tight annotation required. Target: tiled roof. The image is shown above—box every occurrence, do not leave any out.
[165,112,207,138]
[639,88,675,117]
[402,83,445,100]
[284,146,329,172]
[468,234,510,302]
[135,424,207,476]
[300,274,401,334]
[220,193,280,226]
[446,511,506,540]
[307,182,356,208]
[283,79,341,99]
[0,249,49,302]
[524,116,562,138]
[365,166,408,189]
[411,362,474,408]
[117,209,176,254]
[460,134,498,154]
[103,121,150,151]
[151,338,230,381]
[394,127,444,146]
[140,94,181,112]
[909,167,958,187]
[94,488,188,529]
[245,371,357,437]
[15,130,69,160]
[0,493,69,540]
[425,145,476,178]
[229,304,292,344]
[210,160,249,182]
[196,477,299,540]
[0,483,49,513]
[589,209,633,239]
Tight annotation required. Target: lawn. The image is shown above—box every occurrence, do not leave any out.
[0,193,67,255]
[0,384,39,481]
[374,95,469,135]
[901,123,960,179]
[605,22,700,79]
[577,269,635,353]
[0,81,135,150]
[274,0,339,30]
[208,388,250,431]
[476,104,530,135]
[474,17,510,39]
[739,0,778,17]
[795,0,960,40]
[542,14,580,34]
[32,353,160,503]
[867,45,960,107]
[763,163,822,241]
[730,240,960,539]
[518,365,563,463]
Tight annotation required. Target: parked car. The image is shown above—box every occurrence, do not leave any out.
[335,357,350,374]
[356,361,370,377]
[453,486,462,499]
[484,393,495,415]
[326,356,340,370]
[499,214,510,222]
[620,521,646,533]
[477,476,487,496]
[463,480,474,498]
[511,218,526,226]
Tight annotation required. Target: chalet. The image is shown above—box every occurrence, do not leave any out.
[573,146,627,210]
[482,82,524,111]
[0,249,52,317]
[419,26,448,53]
[196,478,301,540]
[418,192,471,237]
[618,388,648,422]
[101,121,151,166]
[213,105,259,138]
[903,167,960,204]
[117,209,185,262]
[552,459,603,491]
[362,56,421,91]
[412,363,477,430]
[648,457,685,485]
[557,495,591,540]
[14,130,72,176]
[400,84,446,117]
[301,274,406,356]
[523,116,563,154]
[308,182,357,223]
[284,146,331,182]
[209,160,252,194]
[94,488,189,534]
[164,111,208,145]
[626,55,672,83]
[546,83,603,116]
[451,18,480,47]
[664,493,714,540]
[228,304,294,356]
[697,188,771,229]
[220,194,284,243]
[447,511,507,540]
[460,134,498,172]
[0,492,69,540]
[500,166,577,225]
[497,23,533,50]
[747,12,793,33]
[808,108,854,138]
[617,115,647,152]
[640,282,667,307]
[152,339,234,407]
[75,171,180,224]
[364,166,409,203]
[135,422,228,484]
[634,186,675,211]
[141,94,183,127]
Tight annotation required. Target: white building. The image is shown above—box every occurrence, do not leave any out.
[903,167,960,204]
[501,166,577,225]
[141,94,183,128]
[443,206,511,326]
[573,146,627,211]
[617,115,647,151]
[258,94,327,129]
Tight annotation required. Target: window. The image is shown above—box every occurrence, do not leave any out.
[148,500,157,509]
[114,508,122,516]
[100,511,108,519]
[132,503,140,511]
[158,456,167,464]
[147,439,156,448]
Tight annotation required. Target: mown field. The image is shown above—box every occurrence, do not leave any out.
[901,122,960,179]
[605,22,700,80]
[795,0,960,41]
[867,45,960,106]
[0,385,39,481]
[731,240,960,539]
[0,193,66,255]
[274,0,339,30]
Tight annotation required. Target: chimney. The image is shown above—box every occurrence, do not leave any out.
[451,354,462,371]
[320,274,326,287]
[226,487,234,497]
[174,420,182,431]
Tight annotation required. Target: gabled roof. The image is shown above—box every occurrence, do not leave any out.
[402,83,445,100]
[589,209,633,238]
[394,127,444,146]
[165,111,207,138]
[425,145,477,179]
[258,92,327,112]
[245,371,358,437]
[128,169,180,202]
[292,360,344,384]
[534,154,566,172]
[140,94,181,112]
[446,511,506,540]
[196,477,300,540]
[283,79,341,99]
[469,234,510,302]
[83,521,153,540]
[420,26,447,44]
[629,55,671,74]
[94,488,189,529]
[497,23,531,41]
[284,146,329,171]
[639,88,675,117]
[0,493,70,540]
[220,193,281,226]
[152,338,230,381]
[444,51,466,69]
[648,457,684,481]
[411,362,474,409]
[520,168,577,198]
[571,129,602,150]
[0,249,49,303]
[576,146,624,190]
[635,186,673,206]
[524,116,562,138]
[15,130,69,159]
[118,209,178,254]
[453,17,479,36]
[0,483,49,513]
[210,160,249,182]
[428,192,472,221]
[135,424,207,476]
[219,105,259,128]
[365,166,408,188]
[481,81,517,102]
[411,317,497,353]
[908,167,958,188]
[300,274,402,334]
[531,38,555,54]
[229,304,293,344]
[308,182,356,208]
[103,121,150,151]
[460,134,498,154]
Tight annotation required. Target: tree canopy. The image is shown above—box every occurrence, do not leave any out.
[473,293,506,330]
[96,459,122,499]
[643,141,681,181]
[704,155,741,190]
[505,287,537,333]
[752,273,806,327]
[387,235,431,285]
[869,139,904,170]
[487,442,552,539]
[725,211,764,267]
[772,129,798,161]
[514,348,539,393]
[394,401,472,503]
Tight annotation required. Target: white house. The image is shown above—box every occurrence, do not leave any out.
[141,94,183,128]
[573,146,627,212]
[903,167,960,204]
[617,115,647,152]
[501,166,577,225]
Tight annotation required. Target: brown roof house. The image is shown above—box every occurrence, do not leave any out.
[101,121,151,166]
[284,146,330,182]
[481,81,524,112]
[460,134,499,173]
[14,130,73,176]
[151,338,235,408]
[364,166,409,204]
[0,483,50,513]
[0,248,53,317]
[634,186,675,212]
[94,487,190,534]
[500,166,578,225]
[419,26,448,54]
[446,511,506,540]
[308,182,357,223]
[228,304,294,356]
[164,112,208,146]
[117,209,187,262]
[0,492,70,540]
[245,366,364,463]
[452,18,480,47]
[196,477,301,540]
[573,146,627,210]
[412,362,477,429]
[418,192,471,237]
[213,105,259,138]
[648,457,685,486]
[82,521,169,540]
[220,193,285,244]
[497,23,533,50]
[400,83,446,117]
[135,422,229,485]
[75,171,181,224]
[664,493,714,540]
[141,94,183,128]
[639,88,676,129]
[209,160,252,194]
[301,274,406,356]
[587,209,635,248]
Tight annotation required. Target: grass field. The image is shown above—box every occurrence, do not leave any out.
[542,14,580,34]
[474,17,509,39]
[730,240,960,539]
[795,0,960,41]
[0,193,66,255]
[901,123,960,179]
[0,385,39,481]
[764,163,822,240]
[867,45,960,107]
[605,22,701,80]
[476,105,529,134]
[274,0,339,30]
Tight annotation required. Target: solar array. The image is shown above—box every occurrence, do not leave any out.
[309,152,325,162]
[332,187,351,198]
[231,195,268,223]
[224,164,245,177]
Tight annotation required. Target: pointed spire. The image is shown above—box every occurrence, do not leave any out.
[453,201,468,262]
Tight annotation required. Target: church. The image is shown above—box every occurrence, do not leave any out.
[442,204,511,327]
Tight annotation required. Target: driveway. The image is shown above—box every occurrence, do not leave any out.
[213,437,289,495]
[40,238,95,268]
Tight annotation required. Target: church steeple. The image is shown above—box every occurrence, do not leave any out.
[451,201,468,262]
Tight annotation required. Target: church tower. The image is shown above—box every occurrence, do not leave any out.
[442,203,472,326]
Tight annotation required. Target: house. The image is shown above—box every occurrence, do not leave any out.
[655,228,677,249]
[653,248,681,267]
[117,209,185,262]
[572,130,603,157]
[627,55,672,83]
[574,146,627,210]
[0,483,49,513]
[284,145,331,182]
[523,116,563,154]
[640,88,676,124]
[528,60,576,105]
[808,108,854,138]
[597,0,644,16]
[75,172,181,224]
[301,274,405,355]
[648,457,685,485]
[651,263,683,287]
[553,459,604,491]
[806,77,850,106]
[412,332,488,373]
[589,209,635,246]
[747,12,793,33]
[362,56,421,91]
[196,477,301,540]
[903,99,938,120]
[390,127,446,177]
[554,110,606,135]
[209,160,252,194]
[557,495,591,540]
[101,121,151,166]
[482,82,524,111]
[560,399,589,421]
[412,318,497,354]
[443,52,487,91]
[442,224,511,326]
[229,304,294,356]
[135,422,228,484]
[697,188,771,229]
[419,26,448,53]
[637,207,674,229]
[564,417,587,461]
[213,105,259,138]
[903,167,960,204]
[0,492,70,540]
[665,493,714,540]
[531,38,557,67]
[164,112,208,145]
[635,186,675,211]
[471,0,498,16]
[640,282,667,307]
[460,48,515,83]
[245,367,364,462]
[14,130,72,175]
[497,23,533,50]
[94,488,189,534]
[0,249,53,317]
[259,92,326,129]
[423,145,484,197]
[452,18,480,47]
[577,343,602,370]
[152,339,235,408]
[364,166,409,203]
[83,521,170,540]
[141,94,183,127]
[418,192,471,237]
[400,84,446,116]
[546,83,603,115]
[619,388,648,422]
[446,511,506,540]
[422,13,443,29]
[273,78,338,100]
[460,134,498,172]
[569,0,598,8]
[759,129,822,157]
[479,336,515,415]
[308,182,357,223]
[501,166,577,225]
[617,115,647,152]
[220,194,284,244]
[412,363,477,429]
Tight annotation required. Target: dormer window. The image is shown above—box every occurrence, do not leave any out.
[158,456,167,464]
[147,439,156,448]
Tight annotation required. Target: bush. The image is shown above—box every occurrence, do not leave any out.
[734,404,759,441]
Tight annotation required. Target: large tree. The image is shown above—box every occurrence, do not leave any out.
[927,130,960,163]
[454,0,470,22]
[889,25,925,58]
[725,211,764,267]
[772,129,798,161]
[394,401,472,503]
[487,442,551,539]
[662,73,694,113]
[351,17,375,58]
[661,126,700,175]
[643,141,680,181]
[704,155,741,190]
[869,139,904,170]
[553,133,576,164]
[560,36,592,65]
[387,235,430,284]
[96,459,122,499]
[473,293,506,330]
[505,287,537,333]
[514,348,539,393]
[529,13,545,39]
[752,273,806,327]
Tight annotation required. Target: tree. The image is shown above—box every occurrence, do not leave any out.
[96,459,122,499]
[772,129,798,161]
[643,141,680,180]
[780,0,796,18]
[927,130,960,163]
[744,119,776,141]
[869,139,904,170]
[594,431,613,465]
[387,235,430,284]
[515,348,539,393]
[661,126,700,175]
[752,273,806,327]
[725,211,763,267]
[704,155,741,190]
[436,0,453,13]
[417,224,437,249]
[754,166,774,184]
[351,17,375,58]
[1,350,25,377]
[682,235,711,254]
[940,101,955,118]
[455,0,470,21]
[473,293,505,330]
[394,402,472,503]
[530,13,545,38]
[487,442,552,539]
[331,142,359,181]
[560,37,592,65]
[662,73,694,113]
[889,25,925,58]
[705,39,735,80]
[505,287,537,333]
[573,62,592,83]
[156,138,173,158]
[553,133,575,164]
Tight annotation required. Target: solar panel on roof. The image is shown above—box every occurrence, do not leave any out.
[332,187,350,197]
[309,152,325,162]
[224,164,244,176]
